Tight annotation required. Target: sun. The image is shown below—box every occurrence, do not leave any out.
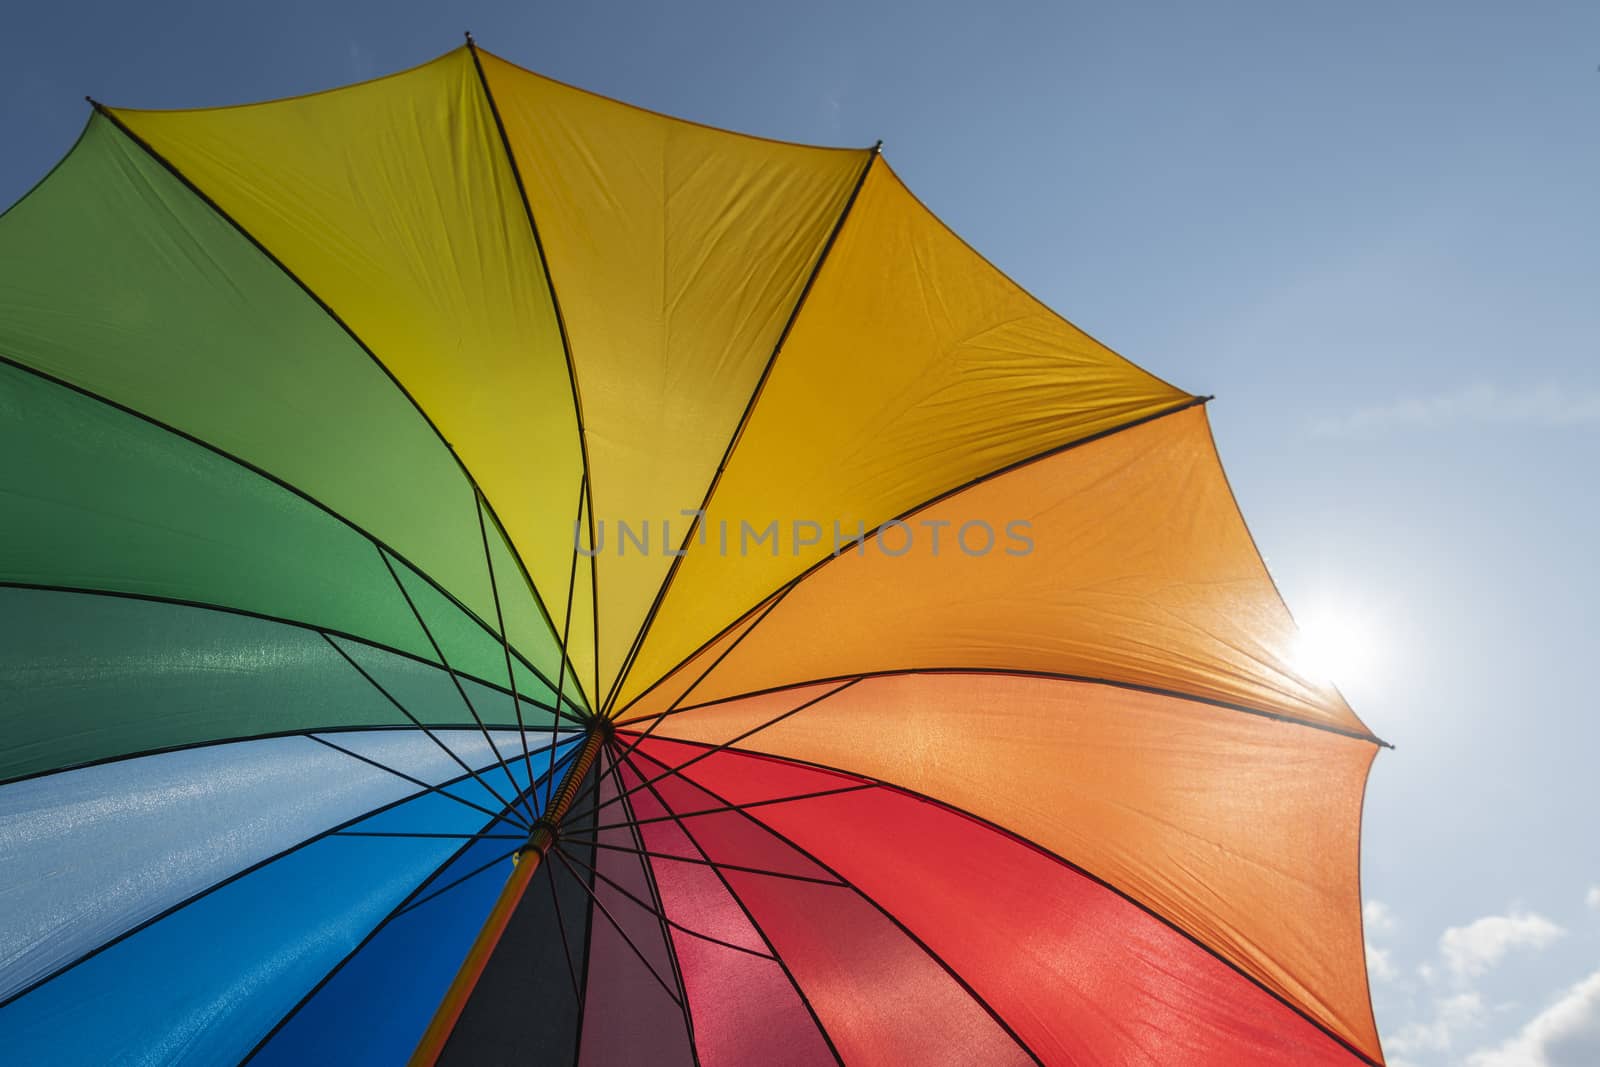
[1291,603,1380,690]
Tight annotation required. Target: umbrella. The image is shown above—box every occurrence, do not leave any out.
[0,38,1389,1066]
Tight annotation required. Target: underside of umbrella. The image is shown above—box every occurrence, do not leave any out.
[0,39,1388,1066]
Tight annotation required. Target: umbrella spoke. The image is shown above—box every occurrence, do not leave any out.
[625,744,1045,1066]
[599,746,699,1051]
[558,834,847,888]
[548,846,683,1006]
[620,759,845,1066]
[556,843,777,960]
[544,472,589,810]
[375,543,528,809]
[306,733,526,829]
[565,678,858,826]
[473,487,541,823]
[541,855,583,1004]
[586,782,874,835]
[320,631,532,828]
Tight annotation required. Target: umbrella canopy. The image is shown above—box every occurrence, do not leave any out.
[0,40,1388,1066]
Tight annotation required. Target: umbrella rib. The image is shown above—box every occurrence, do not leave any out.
[601,742,701,1059]
[601,144,883,716]
[376,544,530,811]
[545,472,589,811]
[0,698,568,793]
[86,104,583,734]
[473,487,542,821]
[0,358,589,735]
[331,831,526,840]
[566,746,606,1064]
[617,751,846,1067]
[621,666,1391,749]
[557,842,778,961]
[586,783,875,835]
[560,834,848,888]
[307,732,532,829]
[541,853,584,1004]
[644,735,1387,1067]
[548,846,683,1006]
[321,629,531,828]
[612,395,1211,719]
[563,677,859,826]
[623,745,1044,1067]
[465,39,602,713]
[0,748,541,1013]
[238,761,562,1065]
[604,578,800,772]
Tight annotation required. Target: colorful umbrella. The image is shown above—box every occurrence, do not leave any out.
[0,39,1389,1066]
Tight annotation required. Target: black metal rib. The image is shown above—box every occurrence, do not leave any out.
[376,544,527,808]
[464,40,602,713]
[602,745,701,1063]
[619,750,845,1066]
[622,745,1043,1066]
[559,836,848,887]
[474,488,540,818]
[0,355,585,732]
[0,749,540,1013]
[332,831,526,840]
[558,844,777,960]
[620,665,1390,749]
[616,395,1212,717]
[546,472,589,810]
[87,103,582,734]
[322,630,527,825]
[601,144,882,715]
[566,747,605,1067]
[542,856,583,1003]
[307,732,524,828]
[587,783,874,836]
[563,678,858,827]
[631,736,1385,1067]
[239,752,567,1065]
[390,843,523,919]
[549,847,683,1006]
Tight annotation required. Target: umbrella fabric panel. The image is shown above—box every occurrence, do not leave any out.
[0,588,570,783]
[437,760,600,1066]
[638,671,1381,1062]
[0,114,530,669]
[615,158,1193,710]
[644,737,1372,1066]
[620,747,1032,1067]
[0,760,549,1067]
[617,762,836,1067]
[0,727,550,1005]
[623,406,1365,735]
[0,360,565,706]
[248,753,576,1067]
[574,758,695,1067]
[110,49,592,707]
[476,49,870,698]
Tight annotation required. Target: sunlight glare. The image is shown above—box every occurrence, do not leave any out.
[1292,605,1381,690]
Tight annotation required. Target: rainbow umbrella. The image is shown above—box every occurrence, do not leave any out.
[0,39,1389,1066]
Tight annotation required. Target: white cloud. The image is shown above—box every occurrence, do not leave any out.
[1389,992,1486,1055]
[1309,383,1600,438]
[1366,899,1399,935]
[1368,942,1397,982]
[1440,911,1565,980]
[1586,886,1600,912]
[1467,970,1600,1067]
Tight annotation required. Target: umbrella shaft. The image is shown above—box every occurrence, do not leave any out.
[409,722,607,1066]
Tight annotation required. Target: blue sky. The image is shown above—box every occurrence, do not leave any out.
[4,3,1597,1063]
